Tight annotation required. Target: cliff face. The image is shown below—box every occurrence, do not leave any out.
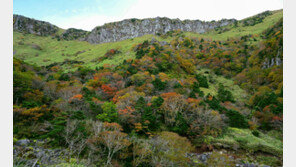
[86,17,236,44]
[13,14,236,44]
[13,15,59,36]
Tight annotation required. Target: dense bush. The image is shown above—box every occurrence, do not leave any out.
[152,78,167,91]
[96,102,118,122]
[150,131,194,166]
[13,71,33,104]
[217,83,235,102]
[195,74,209,88]
[226,109,248,128]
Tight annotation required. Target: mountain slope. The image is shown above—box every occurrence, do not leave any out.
[13,10,283,167]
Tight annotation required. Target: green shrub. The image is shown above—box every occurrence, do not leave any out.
[173,82,183,88]
[46,75,55,81]
[226,109,248,128]
[127,64,138,75]
[192,82,204,97]
[13,71,33,103]
[252,92,280,113]
[58,73,70,81]
[252,130,260,137]
[151,96,164,109]
[217,83,234,102]
[70,111,86,120]
[152,78,167,91]
[205,94,225,112]
[156,61,172,72]
[135,96,146,112]
[96,102,118,122]
[189,91,197,98]
[170,112,189,135]
[195,74,209,88]
[43,114,67,145]
[135,40,149,59]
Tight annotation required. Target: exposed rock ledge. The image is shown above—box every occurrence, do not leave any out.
[13,14,236,44]
[85,17,236,44]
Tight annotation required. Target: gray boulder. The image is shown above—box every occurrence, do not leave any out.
[15,139,30,146]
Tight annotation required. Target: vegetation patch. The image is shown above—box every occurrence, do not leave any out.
[209,127,283,157]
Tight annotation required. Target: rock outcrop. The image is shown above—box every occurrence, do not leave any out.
[13,14,236,44]
[262,55,282,69]
[13,14,59,36]
[86,17,236,44]
[14,139,68,166]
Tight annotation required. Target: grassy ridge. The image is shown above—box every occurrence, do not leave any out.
[185,10,283,41]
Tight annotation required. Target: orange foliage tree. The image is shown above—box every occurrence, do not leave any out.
[160,92,187,126]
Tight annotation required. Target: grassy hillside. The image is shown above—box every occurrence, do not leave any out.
[13,32,172,71]
[13,10,282,71]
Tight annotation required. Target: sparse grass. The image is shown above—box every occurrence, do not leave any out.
[209,127,283,157]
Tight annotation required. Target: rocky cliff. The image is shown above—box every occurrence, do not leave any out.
[13,14,236,44]
[13,14,59,36]
[86,17,236,44]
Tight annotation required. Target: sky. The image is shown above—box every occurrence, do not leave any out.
[13,0,283,31]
